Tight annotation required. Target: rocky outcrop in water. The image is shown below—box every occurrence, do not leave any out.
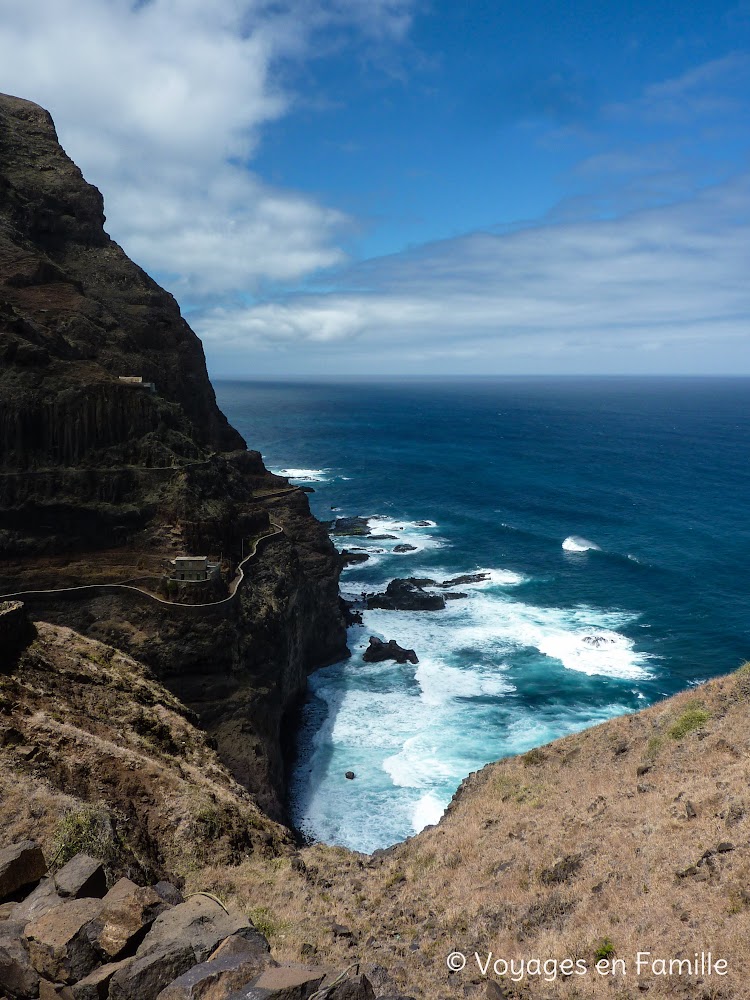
[366,579,445,612]
[362,637,418,665]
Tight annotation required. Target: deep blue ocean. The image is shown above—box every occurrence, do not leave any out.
[215,377,750,853]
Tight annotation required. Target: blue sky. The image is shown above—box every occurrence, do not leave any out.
[1,0,749,374]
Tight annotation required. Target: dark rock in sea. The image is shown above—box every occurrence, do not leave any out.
[443,592,468,601]
[340,598,363,626]
[369,534,397,541]
[393,544,417,553]
[413,521,432,527]
[366,580,445,612]
[437,573,491,587]
[340,550,370,567]
[345,771,355,780]
[582,634,615,647]
[362,637,419,665]
[331,516,371,537]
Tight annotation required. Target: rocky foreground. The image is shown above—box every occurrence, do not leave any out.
[0,841,389,1000]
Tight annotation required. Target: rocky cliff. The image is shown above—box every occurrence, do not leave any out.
[0,93,348,819]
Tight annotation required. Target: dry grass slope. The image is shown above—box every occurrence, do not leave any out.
[0,622,288,883]
[194,665,750,1000]
[4,623,750,999]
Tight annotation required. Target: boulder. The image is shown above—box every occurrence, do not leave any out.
[12,880,64,925]
[107,944,196,1000]
[155,928,274,999]
[86,883,171,959]
[102,880,138,904]
[392,545,416,554]
[362,637,418,665]
[0,842,47,902]
[39,982,75,999]
[437,573,490,587]
[366,580,444,612]
[325,975,375,1000]
[153,884,184,907]
[71,958,134,999]
[136,896,251,963]
[109,896,254,1000]
[0,920,40,998]
[53,856,107,901]
[225,964,326,1000]
[25,897,104,983]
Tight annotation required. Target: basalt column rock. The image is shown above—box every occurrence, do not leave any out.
[0,93,348,815]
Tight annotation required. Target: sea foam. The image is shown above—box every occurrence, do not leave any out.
[562,535,601,552]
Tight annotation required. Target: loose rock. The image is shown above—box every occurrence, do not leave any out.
[53,856,106,902]
[0,842,47,903]
[26,898,104,983]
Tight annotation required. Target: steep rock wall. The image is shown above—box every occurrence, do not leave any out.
[0,92,348,818]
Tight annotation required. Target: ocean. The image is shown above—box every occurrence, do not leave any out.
[215,376,750,854]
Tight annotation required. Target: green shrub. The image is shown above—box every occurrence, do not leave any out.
[249,905,288,939]
[668,707,710,740]
[52,804,121,869]
[595,937,616,961]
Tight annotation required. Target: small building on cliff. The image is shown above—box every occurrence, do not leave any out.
[118,375,156,392]
[168,556,219,583]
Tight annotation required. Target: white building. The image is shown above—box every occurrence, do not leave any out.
[169,556,219,583]
[118,376,156,392]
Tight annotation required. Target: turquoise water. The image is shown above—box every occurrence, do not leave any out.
[216,377,750,852]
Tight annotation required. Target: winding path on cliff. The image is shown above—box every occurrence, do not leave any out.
[0,483,308,611]
[0,524,286,610]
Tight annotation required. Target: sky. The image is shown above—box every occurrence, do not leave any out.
[1,0,749,376]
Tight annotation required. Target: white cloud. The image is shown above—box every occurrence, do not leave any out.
[0,0,411,293]
[197,173,750,373]
[606,52,750,124]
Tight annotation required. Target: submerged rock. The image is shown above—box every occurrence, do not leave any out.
[437,573,491,587]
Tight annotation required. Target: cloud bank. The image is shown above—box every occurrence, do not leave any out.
[1,6,748,374]
[0,0,412,295]
[196,172,750,373]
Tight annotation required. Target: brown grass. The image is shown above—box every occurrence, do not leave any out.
[188,666,750,1000]
[5,626,750,998]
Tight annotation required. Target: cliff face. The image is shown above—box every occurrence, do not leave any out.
[0,93,348,818]
[0,93,241,462]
